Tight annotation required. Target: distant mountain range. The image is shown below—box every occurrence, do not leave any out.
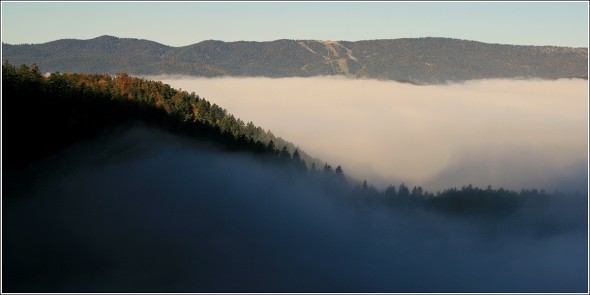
[2,35,587,84]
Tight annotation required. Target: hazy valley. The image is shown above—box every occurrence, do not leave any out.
[4,123,587,292]
[2,33,588,292]
[153,76,588,193]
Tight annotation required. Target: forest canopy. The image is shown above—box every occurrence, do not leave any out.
[2,61,321,172]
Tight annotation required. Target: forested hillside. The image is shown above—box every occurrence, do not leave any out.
[3,36,587,84]
[2,61,321,172]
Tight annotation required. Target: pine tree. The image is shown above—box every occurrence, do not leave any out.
[335,165,344,176]
[279,146,291,161]
[266,140,277,154]
[323,163,333,174]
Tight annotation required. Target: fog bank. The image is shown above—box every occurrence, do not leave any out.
[3,125,587,292]
[153,76,588,192]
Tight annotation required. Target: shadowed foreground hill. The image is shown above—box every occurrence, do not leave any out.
[3,36,587,84]
[3,124,587,293]
[2,63,588,293]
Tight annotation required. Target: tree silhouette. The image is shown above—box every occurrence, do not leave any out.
[279,146,291,161]
[335,165,344,177]
[323,164,333,174]
[292,148,307,173]
[398,183,410,197]
[266,140,277,154]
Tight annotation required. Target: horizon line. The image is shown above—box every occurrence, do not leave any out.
[3,34,589,49]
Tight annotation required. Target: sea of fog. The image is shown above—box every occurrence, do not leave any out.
[4,124,587,292]
[149,76,588,193]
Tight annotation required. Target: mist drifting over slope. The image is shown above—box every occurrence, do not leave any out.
[150,76,588,192]
[3,124,587,292]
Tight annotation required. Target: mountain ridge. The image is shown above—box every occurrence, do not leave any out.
[3,35,587,84]
[6,34,588,49]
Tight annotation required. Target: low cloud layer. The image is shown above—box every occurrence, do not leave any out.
[151,76,588,192]
[3,125,587,292]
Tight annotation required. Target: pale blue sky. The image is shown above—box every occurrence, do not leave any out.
[1,1,588,47]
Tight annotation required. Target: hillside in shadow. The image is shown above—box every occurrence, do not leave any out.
[2,63,588,293]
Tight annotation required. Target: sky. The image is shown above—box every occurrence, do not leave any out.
[1,1,588,47]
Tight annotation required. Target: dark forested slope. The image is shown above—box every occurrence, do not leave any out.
[1,61,318,173]
[3,36,587,84]
[2,62,587,293]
